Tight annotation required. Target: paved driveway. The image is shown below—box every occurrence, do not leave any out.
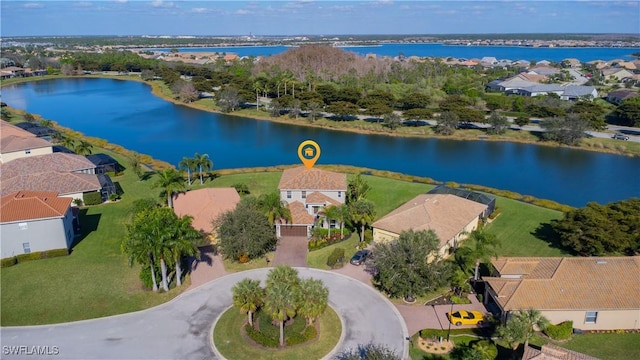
[272,236,308,267]
[1,268,408,360]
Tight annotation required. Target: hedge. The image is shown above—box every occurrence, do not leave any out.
[285,325,317,346]
[83,192,102,206]
[326,248,345,268]
[1,257,18,268]
[3,248,69,268]
[544,321,573,340]
[244,323,279,348]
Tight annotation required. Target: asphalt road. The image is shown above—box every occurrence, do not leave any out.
[0,268,408,360]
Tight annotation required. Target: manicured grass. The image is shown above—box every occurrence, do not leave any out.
[203,172,283,198]
[223,252,275,273]
[553,333,640,360]
[213,305,341,360]
[307,233,359,270]
[362,175,435,220]
[485,197,567,257]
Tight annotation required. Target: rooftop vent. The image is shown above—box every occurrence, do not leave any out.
[596,260,607,265]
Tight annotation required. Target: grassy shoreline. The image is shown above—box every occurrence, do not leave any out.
[2,74,638,158]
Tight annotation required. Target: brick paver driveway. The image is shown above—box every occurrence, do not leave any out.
[272,236,308,267]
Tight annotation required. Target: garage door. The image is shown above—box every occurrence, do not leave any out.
[280,225,308,237]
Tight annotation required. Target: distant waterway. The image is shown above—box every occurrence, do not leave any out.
[3,78,640,207]
[146,43,639,62]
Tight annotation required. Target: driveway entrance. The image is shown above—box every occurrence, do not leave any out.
[272,236,308,267]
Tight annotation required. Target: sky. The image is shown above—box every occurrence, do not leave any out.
[1,0,639,37]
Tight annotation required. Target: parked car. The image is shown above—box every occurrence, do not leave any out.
[349,249,372,266]
[612,133,630,140]
[446,310,485,326]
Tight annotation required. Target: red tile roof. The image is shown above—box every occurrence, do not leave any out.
[1,153,95,180]
[1,191,71,223]
[523,344,600,360]
[286,200,315,225]
[1,171,101,196]
[173,188,240,233]
[485,257,640,311]
[305,191,340,206]
[278,166,347,191]
[372,194,487,247]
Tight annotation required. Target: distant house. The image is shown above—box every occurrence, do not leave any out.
[372,193,488,258]
[173,187,240,240]
[606,89,639,105]
[601,68,634,81]
[276,166,347,237]
[483,257,640,330]
[0,191,76,259]
[559,85,598,101]
[0,121,53,163]
[522,344,599,360]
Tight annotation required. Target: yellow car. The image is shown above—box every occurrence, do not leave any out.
[446,310,485,326]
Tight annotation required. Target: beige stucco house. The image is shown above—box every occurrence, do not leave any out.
[0,121,53,163]
[173,187,240,243]
[276,166,347,237]
[372,193,488,258]
[483,257,640,331]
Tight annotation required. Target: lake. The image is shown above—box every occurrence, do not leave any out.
[2,78,639,207]
[146,43,639,62]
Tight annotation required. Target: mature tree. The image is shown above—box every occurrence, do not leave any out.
[435,111,460,135]
[403,108,434,124]
[486,112,510,135]
[153,168,186,208]
[216,201,278,261]
[266,265,301,289]
[23,112,36,122]
[298,278,329,325]
[614,98,640,127]
[569,101,607,130]
[193,153,213,185]
[541,114,589,146]
[1,108,12,121]
[305,101,324,122]
[168,214,201,287]
[384,112,402,130]
[123,210,160,292]
[326,101,360,121]
[514,115,530,127]
[321,205,342,237]
[178,81,198,103]
[257,192,292,225]
[349,199,376,243]
[550,198,640,256]
[289,99,302,120]
[516,308,549,349]
[74,140,93,155]
[232,278,264,327]
[455,229,501,282]
[178,156,197,186]
[402,92,431,110]
[217,87,241,112]
[128,152,144,180]
[497,315,528,355]
[336,343,401,360]
[346,173,371,205]
[368,230,452,300]
[264,266,301,347]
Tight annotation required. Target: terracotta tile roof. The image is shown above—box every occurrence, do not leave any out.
[1,191,71,223]
[1,153,95,180]
[1,171,101,196]
[1,121,36,138]
[305,191,340,206]
[523,344,600,360]
[485,257,640,311]
[278,166,347,191]
[173,188,240,233]
[372,194,487,247]
[0,135,52,153]
[287,200,315,225]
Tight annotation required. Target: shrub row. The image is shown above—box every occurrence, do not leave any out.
[244,323,279,348]
[1,248,69,268]
[419,328,479,339]
[285,325,317,346]
[326,248,345,269]
[544,321,573,340]
[308,231,350,251]
[84,192,103,206]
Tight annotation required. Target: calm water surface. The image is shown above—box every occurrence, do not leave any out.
[3,78,639,207]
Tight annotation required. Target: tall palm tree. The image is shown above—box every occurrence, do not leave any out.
[298,278,328,325]
[178,156,197,186]
[149,208,175,292]
[321,205,341,237]
[153,168,185,208]
[169,215,200,287]
[266,265,300,289]
[264,281,299,347]
[516,308,550,349]
[258,192,292,225]
[123,209,160,292]
[467,229,501,282]
[193,153,213,185]
[232,278,264,327]
[334,204,349,238]
[346,173,371,205]
[348,199,376,243]
[74,140,93,155]
[253,80,262,110]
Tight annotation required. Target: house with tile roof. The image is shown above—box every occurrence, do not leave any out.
[601,68,635,81]
[276,166,347,237]
[606,89,639,105]
[1,171,104,202]
[483,257,640,330]
[173,188,240,242]
[0,121,53,163]
[372,194,488,258]
[522,343,599,360]
[1,191,75,259]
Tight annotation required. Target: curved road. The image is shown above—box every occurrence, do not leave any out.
[0,268,408,360]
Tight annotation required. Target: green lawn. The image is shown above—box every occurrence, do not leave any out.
[213,305,341,360]
[560,332,640,360]
[307,233,359,270]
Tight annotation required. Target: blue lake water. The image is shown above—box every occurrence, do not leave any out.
[147,43,639,62]
[2,78,640,207]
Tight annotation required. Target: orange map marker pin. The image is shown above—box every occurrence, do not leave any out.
[298,140,321,170]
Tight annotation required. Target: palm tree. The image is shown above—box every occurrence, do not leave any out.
[264,281,299,347]
[123,209,160,292]
[232,278,264,327]
[266,265,300,289]
[253,80,262,110]
[321,205,341,237]
[178,156,197,186]
[516,308,550,349]
[298,278,328,325]
[257,192,292,225]
[349,199,376,243]
[153,168,186,208]
[74,140,93,155]
[346,173,371,205]
[334,204,349,238]
[128,152,144,180]
[169,215,200,287]
[466,229,501,282]
[497,316,528,357]
[193,153,213,185]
